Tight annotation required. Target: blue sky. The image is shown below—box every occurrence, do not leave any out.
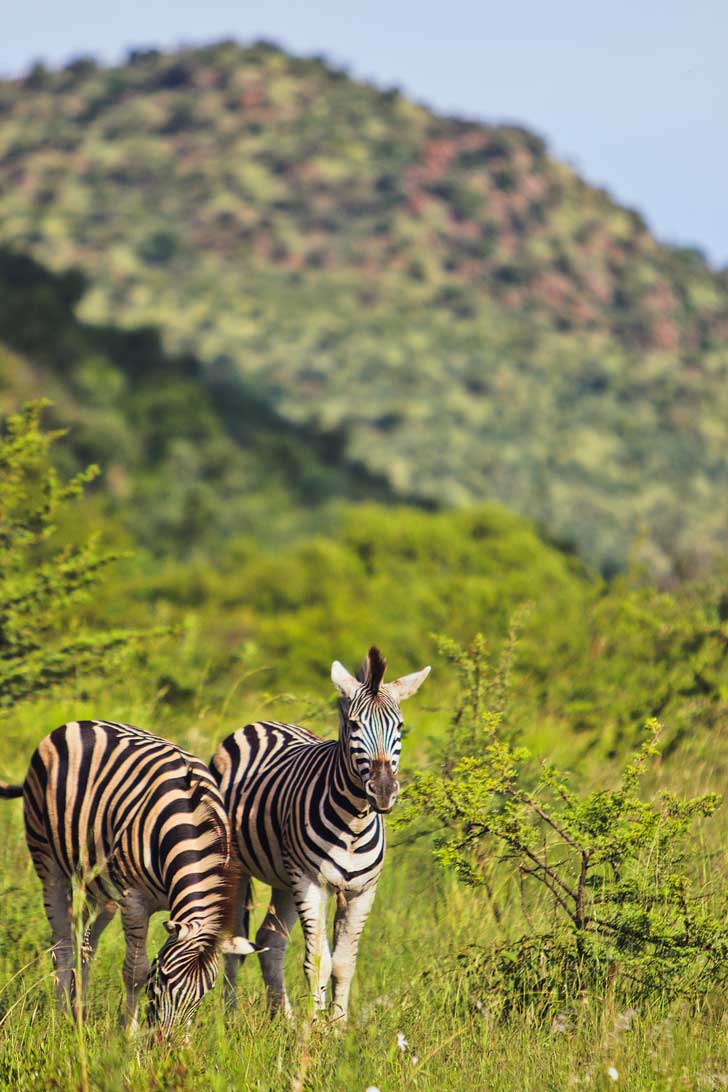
[4,0,727,265]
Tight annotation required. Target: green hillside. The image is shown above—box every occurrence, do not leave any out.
[0,247,402,551]
[1,41,728,573]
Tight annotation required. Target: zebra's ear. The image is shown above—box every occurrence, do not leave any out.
[220,936,265,956]
[164,919,202,942]
[331,660,360,699]
[387,665,431,703]
[164,919,187,941]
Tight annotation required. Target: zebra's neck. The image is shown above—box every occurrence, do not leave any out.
[163,797,232,935]
[330,737,374,828]
[167,881,228,934]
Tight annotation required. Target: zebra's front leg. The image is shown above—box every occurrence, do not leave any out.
[223,873,252,1010]
[293,878,331,1017]
[331,884,378,1023]
[119,893,151,1031]
[257,887,299,1017]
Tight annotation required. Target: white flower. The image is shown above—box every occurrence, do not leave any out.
[411,1056,419,1066]
[397,1032,408,1052]
[365,1087,382,1092]
[608,1067,619,1082]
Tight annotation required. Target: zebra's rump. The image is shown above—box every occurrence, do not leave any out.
[23,720,231,908]
[211,722,385,893]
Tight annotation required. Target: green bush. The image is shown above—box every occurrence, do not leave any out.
[0,402,139,710]
[399,634,728,1011]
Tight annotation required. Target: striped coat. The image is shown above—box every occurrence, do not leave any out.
[211,648,429,1020]
[1,719,254,1031]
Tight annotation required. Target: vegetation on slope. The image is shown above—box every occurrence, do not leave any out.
[0,247,402,551]
[2,246,727,758]
[1,42,728,572]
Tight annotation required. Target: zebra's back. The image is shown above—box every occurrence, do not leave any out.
[24,719,227,907]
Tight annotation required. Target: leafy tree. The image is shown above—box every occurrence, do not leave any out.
[0,402,138,709]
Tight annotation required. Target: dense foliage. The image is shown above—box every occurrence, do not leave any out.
[0,43,728,573]
[0,402,137,708]
[2,391,728,759]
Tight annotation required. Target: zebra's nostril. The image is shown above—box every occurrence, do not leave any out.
[365,778,399,801]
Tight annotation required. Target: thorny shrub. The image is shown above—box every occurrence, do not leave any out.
[397,629,728,1012]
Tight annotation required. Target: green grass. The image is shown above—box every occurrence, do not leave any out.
[3,672,728,1091]
[3,851,728,1091]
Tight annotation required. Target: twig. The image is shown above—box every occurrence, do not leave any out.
[409,1027,467,1081]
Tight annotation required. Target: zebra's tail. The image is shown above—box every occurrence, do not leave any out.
[0,780,23,799]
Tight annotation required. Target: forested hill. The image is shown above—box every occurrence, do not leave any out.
[1,41,728,574]
[0,248,401,551]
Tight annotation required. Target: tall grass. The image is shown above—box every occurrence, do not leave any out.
[3,853,728,1090]
[2,671,728,1090]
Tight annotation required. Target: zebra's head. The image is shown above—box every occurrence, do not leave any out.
[145,923,219,1033]
[331,647,430,814]
[146,924,256,1033]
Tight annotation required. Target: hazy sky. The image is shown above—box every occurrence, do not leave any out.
[4,0,727,265]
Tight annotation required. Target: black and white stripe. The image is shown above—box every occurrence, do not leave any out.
[0,719,255,1032]
[210,648,430,1020]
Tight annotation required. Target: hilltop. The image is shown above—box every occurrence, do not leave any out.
[1,40,728,573]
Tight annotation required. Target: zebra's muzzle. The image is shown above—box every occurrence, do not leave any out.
[365,763,399,813]
[368,797,397,814]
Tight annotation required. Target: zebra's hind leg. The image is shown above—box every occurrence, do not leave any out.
[331,884,378,1023]
[292,878,331,1017]
[40,861,75,1014]
[256,887,298,1018]
[223,873,252,1009]
[119,892,151,1030]
[81,900,117,1001]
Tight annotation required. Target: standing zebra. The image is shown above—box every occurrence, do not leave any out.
[0,720,256,1032]
[211,647,429,1021]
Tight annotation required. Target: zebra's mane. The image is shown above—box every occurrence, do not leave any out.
[359,646,387,695]
[189,779,228,854]
[338,646,389,727]
[186,774,237,944]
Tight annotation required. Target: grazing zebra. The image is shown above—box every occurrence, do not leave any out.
[211,647,430,1021]
[0,720,256,1032]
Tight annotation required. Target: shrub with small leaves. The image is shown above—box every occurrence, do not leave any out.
[0,402,140,709]
[398,631,728,1010]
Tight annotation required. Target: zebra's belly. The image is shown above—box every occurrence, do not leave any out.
[316,852,381,894]
[236,827,382,895]
[232,806,292,889]
[237,842,290,890]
